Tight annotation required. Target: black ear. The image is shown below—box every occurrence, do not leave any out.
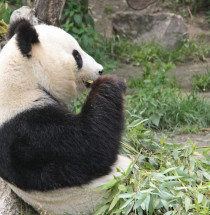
[9,19,39,56]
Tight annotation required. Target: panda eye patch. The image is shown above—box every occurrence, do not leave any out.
[72,49,83,69]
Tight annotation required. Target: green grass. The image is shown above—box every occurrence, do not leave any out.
[95,36,210,133]
[102,37,210,65]
[127,89,210,132]
[192,69,210,92]
[126,61,210,132]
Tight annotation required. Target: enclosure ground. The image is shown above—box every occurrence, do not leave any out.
[90,0,210,147]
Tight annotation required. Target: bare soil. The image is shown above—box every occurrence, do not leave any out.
[166,132,210,147]
[169,60,210,92]
[110,60,210,101]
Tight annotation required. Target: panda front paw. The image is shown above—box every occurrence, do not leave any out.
[92,75,127,94]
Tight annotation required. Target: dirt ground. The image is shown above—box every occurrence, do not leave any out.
[168,133,210,147]
[111,60,210,91]
[89,0,210,147]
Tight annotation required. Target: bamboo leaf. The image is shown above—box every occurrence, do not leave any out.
[133,193,147,209]
[185,196,191,212]
[118,193,135,199]
[161,199,169,211]
[197,193,203,204]
[109,195,119,211]
[160,181,182,188]
[120,199,133,209]
[94,204,109,215]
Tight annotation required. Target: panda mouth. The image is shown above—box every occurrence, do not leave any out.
[84,80,93,88]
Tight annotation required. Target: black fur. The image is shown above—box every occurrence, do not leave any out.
[0,75,126,191]
[9,19,39,56]
[72,49,83,69]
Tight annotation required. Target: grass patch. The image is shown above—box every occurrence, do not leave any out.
[127,61,210,132]
[192,69,210,92]
[103,37,210,65]
[127,88,210,132]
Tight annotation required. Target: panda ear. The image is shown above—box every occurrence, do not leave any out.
[9,19,39,56]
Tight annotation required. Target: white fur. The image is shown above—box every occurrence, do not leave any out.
[0,37,54,127]
[31,25,103,102]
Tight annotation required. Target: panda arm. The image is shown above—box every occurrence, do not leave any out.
[8,75,126,191]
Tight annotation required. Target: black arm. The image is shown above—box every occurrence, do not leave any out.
[0,75,126,191]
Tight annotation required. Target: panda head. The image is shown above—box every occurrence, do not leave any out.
[2,19,103,105]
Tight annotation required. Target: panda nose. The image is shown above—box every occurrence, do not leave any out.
[99,70,103,75]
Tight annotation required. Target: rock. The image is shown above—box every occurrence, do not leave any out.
[0,178,21,215]
[112,12,188,48]
[10,6,39,25]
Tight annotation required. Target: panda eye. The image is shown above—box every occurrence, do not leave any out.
[72,49,83,69]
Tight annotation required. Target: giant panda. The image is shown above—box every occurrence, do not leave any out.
[0,19,131,215]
